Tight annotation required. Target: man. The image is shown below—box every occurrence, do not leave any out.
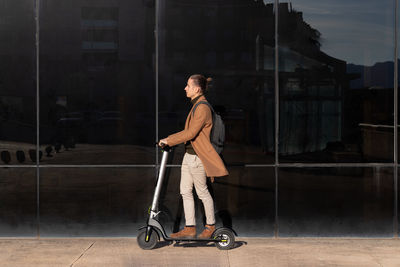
[159,74,228,239]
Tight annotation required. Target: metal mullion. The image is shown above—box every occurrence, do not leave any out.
[38,165,156,168]
[0,165,37,168]
[243,164,276,167]
[143,163,397,168]
[32,162,398,168]
[274,164,279,238]
[394,0,399,238]
[35,0,40,239]
[276,163,396,168]
[274,0,279,165]
[395,167,398,238]
[155,0,160,178]
[274,0,280,238]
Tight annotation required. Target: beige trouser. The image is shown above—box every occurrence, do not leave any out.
[180,153,215,226]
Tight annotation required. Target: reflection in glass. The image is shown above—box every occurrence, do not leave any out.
[161,167,275,237]
[0,0,37,165]
[39,1,156,164]
[39,167,155,237]
[159,0,275,164]
[279,167,394,237]
[0,168,36,237]
[278,1,395,163]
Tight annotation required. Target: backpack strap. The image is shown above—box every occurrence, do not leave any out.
[192,101,214,117]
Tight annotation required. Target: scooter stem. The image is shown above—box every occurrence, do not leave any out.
[150,149,169,215]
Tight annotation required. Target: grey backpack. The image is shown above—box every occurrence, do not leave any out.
[192,101,225,154]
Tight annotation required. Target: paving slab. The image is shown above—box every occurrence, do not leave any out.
[0,238,399,266]
[0,239,93,267]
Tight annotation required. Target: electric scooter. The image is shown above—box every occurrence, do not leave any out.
[137,144,236,250]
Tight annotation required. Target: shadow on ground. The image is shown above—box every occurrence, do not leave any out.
[152,240,247,249]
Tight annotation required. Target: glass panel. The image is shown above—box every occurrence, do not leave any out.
[0,168,36,237]
[0,0,37,165]
[39,167,155,237]
[397,1,400,159]
[279,1,395,163]
[39,1,156,164]
[159,1,275,165]
[162,167,275,237]
[279,167,394,237]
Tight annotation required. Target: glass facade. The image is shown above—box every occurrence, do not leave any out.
[279,167,394,237]
[0,168,36,237]
[38,1,156,165]
[0,0,36,163]
[39,168,155,237]
[0,0,399,237]
[278,0,395,163]
[161,167,275,237]
[158,0,275,165]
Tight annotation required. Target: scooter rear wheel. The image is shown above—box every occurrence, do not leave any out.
[212,228,235,250]
[137,228,159,250]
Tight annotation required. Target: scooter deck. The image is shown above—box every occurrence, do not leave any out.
[165,237,223,242]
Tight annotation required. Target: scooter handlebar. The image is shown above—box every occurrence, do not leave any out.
[155,142,172,152]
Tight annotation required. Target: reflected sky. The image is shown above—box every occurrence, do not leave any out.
[273,0,394,65]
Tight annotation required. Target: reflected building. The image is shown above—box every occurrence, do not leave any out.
[269,3,392,163]
[276,3,348,160]
[276,3,393,163]
[38,0,155,145]
[158,1,351,160]
[0,0,36,144]
[158,0,275,150]
[346,61,394,162]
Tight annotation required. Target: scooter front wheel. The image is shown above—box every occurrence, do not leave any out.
[212,228,235,250]
[137,228,159,250]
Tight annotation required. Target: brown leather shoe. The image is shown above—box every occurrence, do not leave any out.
[170,226,196,239]
[198,225,216,239]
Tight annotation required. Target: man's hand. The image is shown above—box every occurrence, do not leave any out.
[158,139,168,147]
[210,177,215,183]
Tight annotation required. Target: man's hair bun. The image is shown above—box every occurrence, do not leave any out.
[190,74,212,94]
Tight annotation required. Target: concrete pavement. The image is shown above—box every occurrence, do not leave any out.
[0,238,400,266]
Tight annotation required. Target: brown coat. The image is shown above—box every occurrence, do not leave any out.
[167,95,229,177]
